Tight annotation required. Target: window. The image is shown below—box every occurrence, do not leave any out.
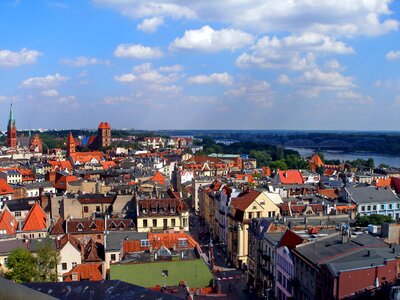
[141,239,150,247]
[367,205,371,211]
[248,212,253,219]
[361,206,365,211]
[257,212,261,218]
[381,205,385,210]
[96,206,101,212]
[111,254,116,261]
[153,219,157,227]
[389,204,393,210]
[162,270,168,277]
[84,206,89,213]
[4,258,8,265]
[62,263,67,270]
[143,219,148,228]
[373,205,377,211]
[171,219,176,227]
[163,219,168,229]
[72,262,77,268]
[14,211,21,217]
[178,238,188,247]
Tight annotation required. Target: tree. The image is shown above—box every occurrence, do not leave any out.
[270,160,288,171]
[5,238,59,283]
[355,214,393,226]
[249,150,272,167]
[35,237,59,282]
[5,248,37,283]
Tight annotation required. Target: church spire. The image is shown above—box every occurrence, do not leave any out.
[8,102,15,128]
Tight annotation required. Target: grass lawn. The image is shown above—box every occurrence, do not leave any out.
[111,259,213,288]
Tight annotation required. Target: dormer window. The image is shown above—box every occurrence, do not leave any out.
[178,238,188,247]
[110,221,117,229]
[118,221,126,229]
[77,223,84,232]
[89,222,97,230]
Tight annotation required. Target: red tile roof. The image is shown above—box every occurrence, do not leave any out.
[317,188,338,200]
[48,160,73,171]
[279,229,305,250]
[22,202,47,231]
[0,206,18,235]
[311,154,324,167]
[277,170,304,184]
[148,232,198,250]
[391,177,400,194]
[55,175,78,190]
[150,171,166,185]
[63,263,103,282]
[98,122,111,129]
[0,178,14,195]
[373,177,391,188]
[50,217,65,235]
[100,161,116,169]
[67,132,75,144]
[69,151,104,164]
[231,190,261,212]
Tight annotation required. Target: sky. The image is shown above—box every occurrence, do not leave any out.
[0,0,400,131]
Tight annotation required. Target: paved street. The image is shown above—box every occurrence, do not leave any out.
[189,210,257,300]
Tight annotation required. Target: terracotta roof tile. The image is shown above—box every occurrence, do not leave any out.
[0,179,14,195]
[279,229,305,250]
[63,263,103,282]
[22,202,47,231]
[231,190,261,212]
[277,170,304,185]
[0,206,18,235]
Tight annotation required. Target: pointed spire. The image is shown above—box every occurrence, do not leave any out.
[28,122,31,138]
[68,132,74,144]
[8,101,15,128]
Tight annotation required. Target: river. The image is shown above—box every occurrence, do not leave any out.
[287,147,400,168]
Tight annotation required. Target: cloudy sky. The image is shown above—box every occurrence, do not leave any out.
[1,0,400,130]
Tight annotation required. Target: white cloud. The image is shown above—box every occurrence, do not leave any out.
[299,68,355,89]
[0,48,41,67]
[21,73,69,88]
[225,80,273,108]
[114,44,163,59]
[159,64,184,72]
[137,17,164,33]
[94,1,196,19]
[114,63,181,84]
[94,0,398,36]
[277,74,290,84]
[60,56,110,67]
[236,33,353,70]
[170,26,254,52]
[187,72,233,85]
[337,91,374,104]
[386,50,400,60]
[41,89,59,97]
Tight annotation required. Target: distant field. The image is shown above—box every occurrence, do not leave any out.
[111,259,213,288]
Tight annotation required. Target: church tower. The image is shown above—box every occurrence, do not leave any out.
[66,132,76,157]
[98,122,111,149]
[7,103,17,148]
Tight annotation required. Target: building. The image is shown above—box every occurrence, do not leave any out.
[341,185,400,219]
[66,132,76,157]
[293,231,400,300]
[227,189,280,268]
[136,198,189,232]
[98,122,111,149]
[7,103,17,149]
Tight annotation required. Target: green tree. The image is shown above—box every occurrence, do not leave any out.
[5,248,38,283]
[270,160,288,170]
[35,237,59,282]
[355,214,393,226]
[249,150,272,167]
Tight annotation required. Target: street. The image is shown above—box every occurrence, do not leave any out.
[189,210,257,300]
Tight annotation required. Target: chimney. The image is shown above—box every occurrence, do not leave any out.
[81,240,85,262]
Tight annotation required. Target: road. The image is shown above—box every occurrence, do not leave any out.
[189,211,257,300]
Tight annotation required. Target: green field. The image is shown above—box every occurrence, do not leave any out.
[111,259,213,288]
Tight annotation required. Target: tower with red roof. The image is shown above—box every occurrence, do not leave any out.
[7,103,17,148]
[66,132,76,157]
[97,122,111,149]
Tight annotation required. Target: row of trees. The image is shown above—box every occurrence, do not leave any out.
[3,238,58,283]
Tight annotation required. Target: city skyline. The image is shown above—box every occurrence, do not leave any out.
[1,0,400,130]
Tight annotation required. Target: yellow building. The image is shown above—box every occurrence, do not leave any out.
[227,189,280,268]
[136,198,189,232]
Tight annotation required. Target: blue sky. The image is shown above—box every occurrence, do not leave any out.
[1,0,400,130]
